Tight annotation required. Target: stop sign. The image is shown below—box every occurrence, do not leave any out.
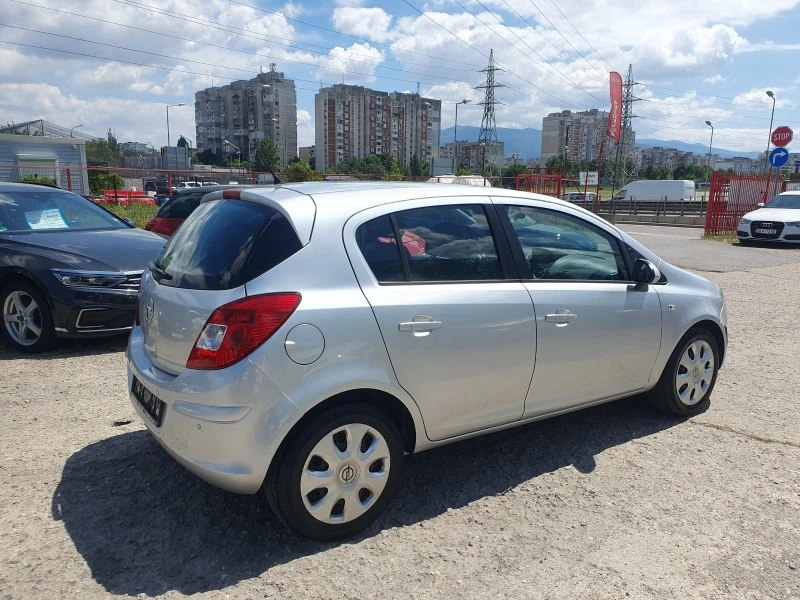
[771,126,793,147]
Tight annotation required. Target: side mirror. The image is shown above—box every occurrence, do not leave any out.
[757,202,765,208]
[122,217,135,227]
[632,258,661,286]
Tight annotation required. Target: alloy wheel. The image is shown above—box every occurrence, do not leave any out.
[3,290,43,347]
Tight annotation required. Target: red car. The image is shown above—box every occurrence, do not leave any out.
[145,185,251,237]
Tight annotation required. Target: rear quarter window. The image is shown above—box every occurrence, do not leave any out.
[153,199,302,290]
[157,193,203,219]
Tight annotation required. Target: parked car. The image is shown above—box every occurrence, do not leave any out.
[0,183,165,352]
[128,182,727,540]
[562,191,597,205]
[737,191,800,244]
[144,185,257,237]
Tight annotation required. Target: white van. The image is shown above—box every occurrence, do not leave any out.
[613,180,695,202]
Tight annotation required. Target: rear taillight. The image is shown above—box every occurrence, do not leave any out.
[144,219,156,230]
[186,293,301,370]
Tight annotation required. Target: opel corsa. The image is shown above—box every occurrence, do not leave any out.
[127,182,727,540]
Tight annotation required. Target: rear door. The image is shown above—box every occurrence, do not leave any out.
[139,197,303,374]
[347,199,536,441]
[498,201,662,417]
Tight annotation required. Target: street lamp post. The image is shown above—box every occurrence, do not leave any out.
[224,139,241,178]
[70,124,83,138]
[765,91,776,173]
[165,103,186,147]
[705,120,714,182]
[453,99,470,174]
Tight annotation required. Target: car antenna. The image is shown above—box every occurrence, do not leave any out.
[265,161,282,185]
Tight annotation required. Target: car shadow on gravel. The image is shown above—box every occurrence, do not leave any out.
[53,396,690,597]
[0,334,128,361]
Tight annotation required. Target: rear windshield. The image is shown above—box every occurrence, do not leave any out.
[152,199,302,290]
[157,192,204,219]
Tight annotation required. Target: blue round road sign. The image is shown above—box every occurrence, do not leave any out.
[769,147,789,168]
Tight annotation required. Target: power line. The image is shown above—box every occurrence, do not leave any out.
[3,0,480,75]
[547,0,617,73]
[457,0,606,105]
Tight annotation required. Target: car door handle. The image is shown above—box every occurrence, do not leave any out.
[545,312,577,324]
[398,320,443,332]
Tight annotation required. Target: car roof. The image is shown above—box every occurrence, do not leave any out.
[0,182,71,192]
[172,184,256,195]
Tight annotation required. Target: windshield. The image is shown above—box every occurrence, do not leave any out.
[764,194,800,209]
[0,189,126,233]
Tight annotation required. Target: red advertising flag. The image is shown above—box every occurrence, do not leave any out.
[607,71,623,141]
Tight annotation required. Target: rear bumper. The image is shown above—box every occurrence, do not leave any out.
[126,325,299,494]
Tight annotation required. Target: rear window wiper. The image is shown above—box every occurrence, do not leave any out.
[147,260,173,280]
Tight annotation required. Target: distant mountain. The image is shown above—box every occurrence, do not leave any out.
[438,127,759,160]
[441,125,542,159]
[635,139,760,160]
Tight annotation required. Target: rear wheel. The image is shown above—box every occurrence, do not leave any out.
[1,280,57,353]
[648,329,719,416]
[266,404,404,541]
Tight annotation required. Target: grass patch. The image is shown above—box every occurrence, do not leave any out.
[103,203,158,229]
[702,233,740,244]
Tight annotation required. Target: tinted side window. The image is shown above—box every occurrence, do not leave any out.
[154,199,301,290]
[396,205,502,282]
[356,215,405,283]
[158,192,203,218]
[504,206,627,281]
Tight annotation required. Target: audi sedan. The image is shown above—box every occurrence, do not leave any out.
[737,191,800,244]
[128,182,727,541]
[0,183,165,352]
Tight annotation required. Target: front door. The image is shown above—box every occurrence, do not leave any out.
[349,202,537,441]
[499,202,662,417]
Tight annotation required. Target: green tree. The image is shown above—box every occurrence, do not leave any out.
[106,129,119,156]
[409,154,423,178]
[282,161,315,183]
[501,163,529,189]
[88,171,125,195]
[196,149,216,165]
[254,139,280,172]
[456,166,471,176]
[85,139,119,167]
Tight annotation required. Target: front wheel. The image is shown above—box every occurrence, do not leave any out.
[1,280,57,353]
[266,404,404,541]
[648,329,720,416]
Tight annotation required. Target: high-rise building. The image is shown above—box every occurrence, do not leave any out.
[195,67,297,169]
[440,141,504,173]
[541,109,634,164]
[314,84,441,173]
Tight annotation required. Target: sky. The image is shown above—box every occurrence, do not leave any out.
[1,0,799,155]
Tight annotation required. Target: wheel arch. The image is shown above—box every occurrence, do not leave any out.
[265,387,419,487]
[687,318,726,366]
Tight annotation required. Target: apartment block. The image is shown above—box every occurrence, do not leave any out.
[440,141,505,173]
[314,84,441,173]
[541,109,634,163]
[195,68,297,169]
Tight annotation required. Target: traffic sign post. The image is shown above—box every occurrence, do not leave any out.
[769,147,790,168]
[771,126,793,148]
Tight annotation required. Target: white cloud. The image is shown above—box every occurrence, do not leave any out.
[704,75,727,85]
[316,43,385,83]
[332,7,394,43]
[297,109,314,147]
[283,2,304,19]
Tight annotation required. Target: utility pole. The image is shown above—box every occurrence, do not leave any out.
[611,65,641,197]
[476,49,505,177]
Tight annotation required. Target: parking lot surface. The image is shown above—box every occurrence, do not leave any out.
[2,235,799,600]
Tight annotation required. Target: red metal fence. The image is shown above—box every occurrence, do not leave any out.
[704,172,788,235]
[515,173,563,198]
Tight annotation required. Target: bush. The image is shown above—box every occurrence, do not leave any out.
[18,175,58,187]
[88,171,125,195]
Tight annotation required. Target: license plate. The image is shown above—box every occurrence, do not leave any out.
[755,228,777,235]
[132,376,166,427]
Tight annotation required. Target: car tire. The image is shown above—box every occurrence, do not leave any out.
[266,404,404,541]
[647,328,720,417]
[0,279,57,353]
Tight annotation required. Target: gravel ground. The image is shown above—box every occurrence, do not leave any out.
[2,242,799,600]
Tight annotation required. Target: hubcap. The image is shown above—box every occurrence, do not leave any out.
[301,423,391,524]
[675,340,715,406]
[3,291,43,346]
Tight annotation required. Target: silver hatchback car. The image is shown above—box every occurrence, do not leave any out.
[127,183,727,540]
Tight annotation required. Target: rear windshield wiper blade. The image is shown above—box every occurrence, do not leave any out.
[148,260,173,280]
